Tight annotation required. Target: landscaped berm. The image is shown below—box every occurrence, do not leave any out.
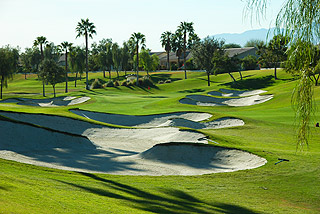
[0,70,319,213]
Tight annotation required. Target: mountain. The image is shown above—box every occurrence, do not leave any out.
[213,28,276,47]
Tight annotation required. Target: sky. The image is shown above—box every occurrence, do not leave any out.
[0,0,285,52]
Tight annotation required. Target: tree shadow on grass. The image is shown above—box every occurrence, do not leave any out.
[56,172,260,214]
[178,89,205,93]
[151,74,182,83]
[221,75,275,90]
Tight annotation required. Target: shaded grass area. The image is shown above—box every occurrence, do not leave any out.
[0,69,320,213]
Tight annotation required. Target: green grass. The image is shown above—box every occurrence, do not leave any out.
[0,69,320,213]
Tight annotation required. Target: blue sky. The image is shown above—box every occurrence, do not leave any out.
[0,0,285,51]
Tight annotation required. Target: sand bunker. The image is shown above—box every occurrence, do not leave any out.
[208,89,267,97]
[70,109,244,129]
[0,112,266,175]
[180,94,273,107]
[0,96,90,107]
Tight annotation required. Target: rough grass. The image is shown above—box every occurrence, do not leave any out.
[0,69,319,213]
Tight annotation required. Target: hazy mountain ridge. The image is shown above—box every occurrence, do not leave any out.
[213,28,276,46]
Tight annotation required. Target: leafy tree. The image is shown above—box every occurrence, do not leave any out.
[244,39,265,48]
[39,59,64,97]
[112,43,122,79]
[129,32,146,85]
[258,35,288,79]
[59,41,73,93]
[21,47,41,79]
[177,21,199,79]
[76,18,96,90]
[44,42,60,62]
[33,36,48,96]
[0,46,19,99]
[212,52,240,82]
[160,31,173,70]
[69,46,85,87]
[121,41,131,76]
[138,49,159,76]
[245,0,320,149]
[223,43,242,48]
[241,55,258,70]
[191,37,224,86]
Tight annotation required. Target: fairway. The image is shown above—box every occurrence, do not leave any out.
[0,69,319,213]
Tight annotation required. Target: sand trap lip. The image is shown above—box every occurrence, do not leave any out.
[180,94,273,107]
[0,112,266,175]
[208,89,267,97]
[0,96,90,107]
[70,109,244,129]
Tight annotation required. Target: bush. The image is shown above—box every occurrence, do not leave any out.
[170,63,178,70]
[121,80,128,86]
[114,80,120,87]
[241,55,258,70]
[104,80,114,87]
[90,79,103,89]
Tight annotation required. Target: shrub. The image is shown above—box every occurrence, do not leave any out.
[90,79,103,89]
[170,63,178,70]
[104,80,114,87]
[241,55,258,70]
[121,80,128,86]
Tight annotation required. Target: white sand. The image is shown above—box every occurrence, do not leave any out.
[0,112,266,175]
[208,89,267,97]
[70,109,213,128]
[180,93,273,107]
[0,96,90,107]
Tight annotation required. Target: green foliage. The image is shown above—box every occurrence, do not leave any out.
[191,36,225,73]
[0,46,19,98]
[170,63,178,70]
[223,43,242,48]
[39,59,64,97]
[90,78,103,89]
[244,39,265,48]
[241,55,258,70]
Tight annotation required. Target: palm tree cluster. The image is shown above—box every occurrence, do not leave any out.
[160,22,200,79]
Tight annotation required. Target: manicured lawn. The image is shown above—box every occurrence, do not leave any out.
[0,69,319,213]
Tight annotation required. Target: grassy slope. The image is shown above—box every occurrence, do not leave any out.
[0,70,319,213]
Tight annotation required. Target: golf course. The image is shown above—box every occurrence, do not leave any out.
[0,69,319,213]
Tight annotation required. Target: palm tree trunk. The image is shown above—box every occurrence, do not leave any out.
[184,31,187,79]
[0,76,3,99]
[103,70,106,78]
[109,70,111,80]
[167,50,170,70]
[75,72,78,87]
[65,51,68,93]
[136,44,139,86]
[85,32,89,90]
[274,65,277,80]
[207,71,210,86]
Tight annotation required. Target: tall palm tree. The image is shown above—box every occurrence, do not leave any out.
[59,41,73,93]
[171,31,184,70]
[33,36,48,96]
[130,32,146,85]
[160,31,173,70]
[177,21,195,79]
[76,18,96,90]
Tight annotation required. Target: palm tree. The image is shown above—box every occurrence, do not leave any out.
[76,18,96,90]
[160,31,173,70]
[130,32,146,85]
[171,31,184,70]
[59,41,73,93]
[177,21,195,79]
[33,36,48,96]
